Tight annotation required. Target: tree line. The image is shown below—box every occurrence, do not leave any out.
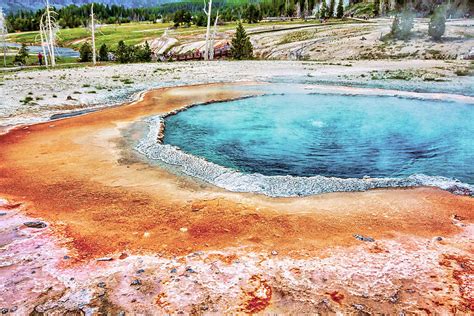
[6,4,164,32]
[6,0,471,33]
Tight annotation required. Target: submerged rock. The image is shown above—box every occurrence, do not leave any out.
[23,221,47,229]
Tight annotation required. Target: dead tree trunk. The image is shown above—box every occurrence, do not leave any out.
[0,8,6,67]
[39,19,49,67]
[45,0,56,67]
[209,10,219,60]
[91,3,96,65]
[203,0,212,60]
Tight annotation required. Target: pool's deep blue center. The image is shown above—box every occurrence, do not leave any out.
[163,94,474,183]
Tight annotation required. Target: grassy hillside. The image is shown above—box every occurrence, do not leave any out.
[6,19,327,50]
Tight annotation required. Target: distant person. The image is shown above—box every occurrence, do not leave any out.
[38,52,43,66]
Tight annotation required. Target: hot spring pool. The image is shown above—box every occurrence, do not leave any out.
[136,92,474,196]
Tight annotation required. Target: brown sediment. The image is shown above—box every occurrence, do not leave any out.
[0,82,473,263]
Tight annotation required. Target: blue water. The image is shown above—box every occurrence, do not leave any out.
[163,94,474,184]
[7,42,79,58]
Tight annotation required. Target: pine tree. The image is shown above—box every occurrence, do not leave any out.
[231,22,253,60]
[373,0,380,16]
[115,40,130,63]
[79,42,92,62]
[14,43,29,65]
[428,5,446,41]
[99,43,108,61]
[320,0,328,19]
[328,0,335,18]
[336,0,344,18]
[136,41,152,62]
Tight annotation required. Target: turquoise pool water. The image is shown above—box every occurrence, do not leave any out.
[163,93,474,184]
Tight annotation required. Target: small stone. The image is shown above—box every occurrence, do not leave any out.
[179,227,188,233]
[24,221,47,229]
[389,291,400,303]
[136,269,145,274]
[353,234,375,242]
[352,304,366,311]
[97,282,106,288]
[119,253,128,260]
[185,267,195,273]
[63,255,70,260]
[0,308,8,314]
[96,257,113,262]
[9,307,17,313]
[271,250,278,256]
[117,312,125,316]
[435,237,443,241]
[170,268,177,274]
[130,279,142,286]
[0,212,7,216]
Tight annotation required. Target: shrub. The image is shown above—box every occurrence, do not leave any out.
[79,42,92,62]
[428,5,446,41]
[14,43,29,65]
[136,41,152,62]
[115,40,131,63]
[99,43,109,61]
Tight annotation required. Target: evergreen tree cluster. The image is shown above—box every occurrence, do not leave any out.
[6,4,164,32]
[79,40,151,63]
[114,40,152,63]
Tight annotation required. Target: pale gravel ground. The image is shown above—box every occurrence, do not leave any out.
[0,59,472,128]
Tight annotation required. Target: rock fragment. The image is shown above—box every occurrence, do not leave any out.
[96,257,113,262]
[131,279,142,286]
[23,221,47,228]
[353,234,375,242]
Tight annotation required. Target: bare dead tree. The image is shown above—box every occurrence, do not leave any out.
[90,3,96,65]
[45,0,58,67]
[209,10,219,60]
[203,0,212,60]
[38,17,49,66]
[0,7,7,67]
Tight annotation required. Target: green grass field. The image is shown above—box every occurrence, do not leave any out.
[6,19,350,51]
